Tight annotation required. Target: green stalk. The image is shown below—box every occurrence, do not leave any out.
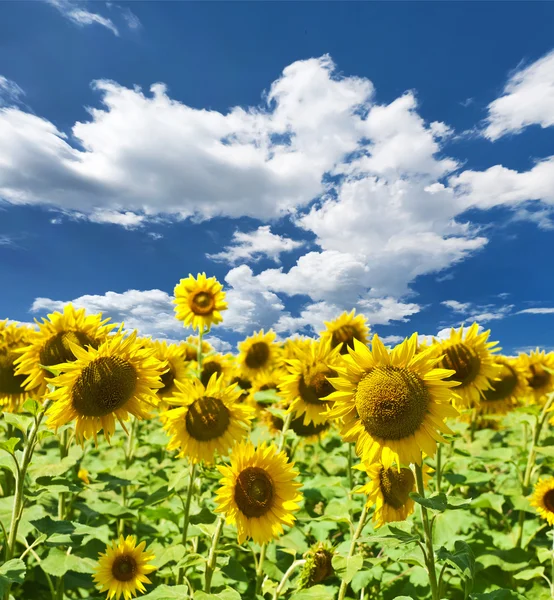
[415,462,439,600]
[118,417,138,536]
[348,443,354,491]
[204,516,224,593]
[255,543,268,595]
[436,443,443,494]
[278,412,293,454]
[4,404,48,600]
[197,327,205,375]
[337,503,368,600]
[272,559,306,600]
[177,462,197,585]
[517,393,554,548]
[58,429,69,520]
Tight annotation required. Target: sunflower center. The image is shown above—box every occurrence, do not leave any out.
[191,292,215,315]
[71,356,137,417]
[543,489,554,513]
[40,330,96,368]
[528,364,551,391]
[160,364,176,394]
[200,361,223,387]
[0,348,27,395]
[355,366,430,440]
[379,466,415,509]
[245,342,270,370]
[483,363,518,402]
[331,325,363,354]
[234,466,274,517]
[185,396,230,441]
[312,549,334,584]
[111,555,138,582]
[441,343,481,387]
[298,367,337,405]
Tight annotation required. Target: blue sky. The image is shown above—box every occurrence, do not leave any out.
[1,1,554,354]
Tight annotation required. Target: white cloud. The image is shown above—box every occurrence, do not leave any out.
[0,235,14,246]
[0,56,372,222]
[88,210,145,228]
[518,308,554,315]
[208,225,304,265]
[441,299,514,323]
[484,50,554,140]
[0,76,24,106]
[380,334,404,346]
[120,7,141,30]
[46,0,119,36]
[442,300,472,313]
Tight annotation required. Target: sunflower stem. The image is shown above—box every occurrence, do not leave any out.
[415,462,439,600]
[272,559,306,600]
[4,403,48,600]
[278,412,293,454]
[348,442,354,491]
[255,543,268,595]
[517,393,554,548]
[337,502,368,600]
[58,428,69,520]
[118,417,138,537]
[197,328,205,376]
[205,516,224,593]
[551,525,554,598]
[177,462,197,585]
[436,443,442,494]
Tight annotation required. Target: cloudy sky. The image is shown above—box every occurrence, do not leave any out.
[1,1,554,354]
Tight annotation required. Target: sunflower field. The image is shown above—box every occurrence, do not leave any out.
[1,273,554,600]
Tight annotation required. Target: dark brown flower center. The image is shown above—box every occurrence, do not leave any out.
[544,489,554,513]
[271,414,330,438]
[379,466,415,509]
[528,364,551,391]
[298,367,336,405]
[200,361,223,387]
[111,554,138,582]
[234,466,274,517]
[483,362,518,402]
[40,330,97,368]
[191,292,215,315]
[441,343,481,388]
[0,348,27,395]
[245,342,270,370]
[312,549,334,583]
[331,325,364,354]
[71,356,137,417]
[185,396,230,441]
[355,366,430,440]
[160,363,176,394]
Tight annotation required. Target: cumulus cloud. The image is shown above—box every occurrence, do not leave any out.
[484,50,554,140]
[208,226,304,265]
[46,0,119,36]
[0,76,25,106]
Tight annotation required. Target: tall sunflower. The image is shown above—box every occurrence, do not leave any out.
[431,323,500,409]
[0,322,40,412]
[530,478,554,526]
[46,330,164,444]
[215,441,303,544]
[479,356,530,415]
[357,462,417,528]
[517,349,554,404]
[238,330,282,379]
[280,337,343,425]
[174,273,227,332]
[149,340,188,401]
[162,374,253,464]
[327,334,459,468]
[265,410,331,443]
[93,535,156,600]
[321,310,370,355]
[15,304,113,397]
[196,353,234,387]
[180,336,213,362]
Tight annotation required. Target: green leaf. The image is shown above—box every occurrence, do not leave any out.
[332,554,363,584]
[513,567,545,581]
[3,413,33,435]
[437,541,475,582]
[470,591,527,599]
[40,548,96,577]
[0,559,26,594]
[0,438,20,456]
[29,444,83,479]
[193,591,242,600]
[252,390,281,405]
[140,585,191,599]
[289,586,336,600]
[22,399,41,416]
[471,492,505,514]
[149,544,186,569]
[410,492,470,512]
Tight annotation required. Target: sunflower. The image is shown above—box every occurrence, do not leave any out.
[321,310,370,355]
[479,356,530,415]
[517,349,554,404]
[174,273,227,332]
[14,304,113,398]
[265,410,331,442]
[327,334,459,468]
[229,370,253,403]
[162,374,253,464]
[430,323,500,409]
[196,353,234,387]
[46,330,164,444]
[297,542,335,589]
[0,323,40,412]
[149,341,188,400]
[215,441,303,544]
[238,330,282,379]
[93,535,156,600]
[357,462,424,528]
[530,478,554,526]
[180,336,213,362]
[280,337,343,426]
[248,369,287,416]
